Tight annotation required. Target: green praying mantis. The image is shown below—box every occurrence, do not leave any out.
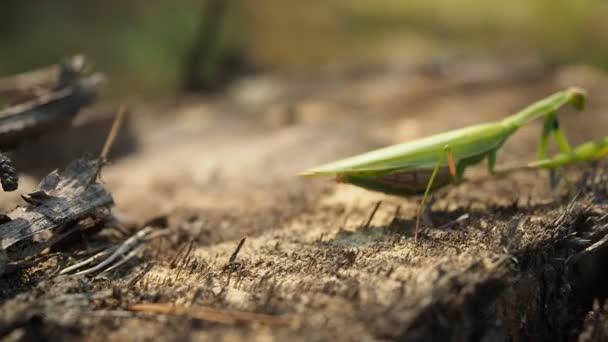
[300,87,604,239]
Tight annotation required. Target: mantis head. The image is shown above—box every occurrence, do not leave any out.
[565,87,587,111]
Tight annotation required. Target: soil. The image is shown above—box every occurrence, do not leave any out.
[2,59,608,341]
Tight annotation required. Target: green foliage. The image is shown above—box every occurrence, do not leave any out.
[0,1,606,97]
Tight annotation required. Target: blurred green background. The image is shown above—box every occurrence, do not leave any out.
[1,0,606,98]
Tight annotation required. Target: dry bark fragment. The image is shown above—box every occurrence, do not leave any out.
[0,153,17,191]
[0,56,103,194]
[0,55,88,101]
[0,157,113,263]
[0,75,103,149]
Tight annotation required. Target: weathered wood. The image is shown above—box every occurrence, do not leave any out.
[0,157,113,252]
[0,153,17,191]
[10,109,138,175]
[0,74,103,149]
[0,54,88,99]
[0,56,102,193]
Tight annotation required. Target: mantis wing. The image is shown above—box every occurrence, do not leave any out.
[300,123,508,176]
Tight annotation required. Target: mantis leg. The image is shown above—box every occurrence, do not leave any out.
[415,147,456,240]
[487,149,497,174]
[538,112,572,159]
[549,167,568,188]
[538,113,553,159]
[421,198,435,227]
[539,112,572,187]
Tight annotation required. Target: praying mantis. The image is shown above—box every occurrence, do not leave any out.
[300,87,592,239]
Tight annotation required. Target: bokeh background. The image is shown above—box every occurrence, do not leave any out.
[1,0,606,98]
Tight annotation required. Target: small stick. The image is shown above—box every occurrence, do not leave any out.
[393,204,401,220]
[170,242,189,268]
[59,247,116,275]
[100,106,127,161]
[73,227,152,276]
[127,262,155,289]
[436,213,469,230]
[88,310,134,318]
[228,238,246,264]
[179,240,195,268]
[96,244,147,278]
[129,303,293,326]
[174,240,195,281]
[363,201,382,229]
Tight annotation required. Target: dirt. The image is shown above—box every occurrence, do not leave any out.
[2,59,608,341]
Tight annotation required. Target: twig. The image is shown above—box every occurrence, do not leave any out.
[101,106,127,161]
[127,262,155,289]
[174,240,195,281]
[88,310,134,319]
[170,242,189,268]
[393,204,401,220]
[129,303,293,326]
[363,201,382,229]
[72,227,152,276]
[96,244,147,278]
[437,213,469,230]
[59,247,116,275]
[229,238,246,264]
[180,240,195,268]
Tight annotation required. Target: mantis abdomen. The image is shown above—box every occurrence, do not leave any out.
[339,166,452,196]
